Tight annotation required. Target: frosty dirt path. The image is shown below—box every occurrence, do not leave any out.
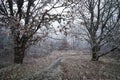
[32,50,120,80]
[0,50,120,80]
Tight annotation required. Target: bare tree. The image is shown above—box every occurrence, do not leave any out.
[68,0,120,61]
[0,0,68,64]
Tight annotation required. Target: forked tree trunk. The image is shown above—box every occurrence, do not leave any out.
[14,47,25,64]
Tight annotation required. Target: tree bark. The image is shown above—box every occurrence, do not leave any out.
[91,46,100,61]
[14,47,25,64]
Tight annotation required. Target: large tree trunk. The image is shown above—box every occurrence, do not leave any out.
[91,46,100,61]
[14,47,25,64]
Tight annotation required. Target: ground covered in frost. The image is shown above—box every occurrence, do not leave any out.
[0,50,120,80]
